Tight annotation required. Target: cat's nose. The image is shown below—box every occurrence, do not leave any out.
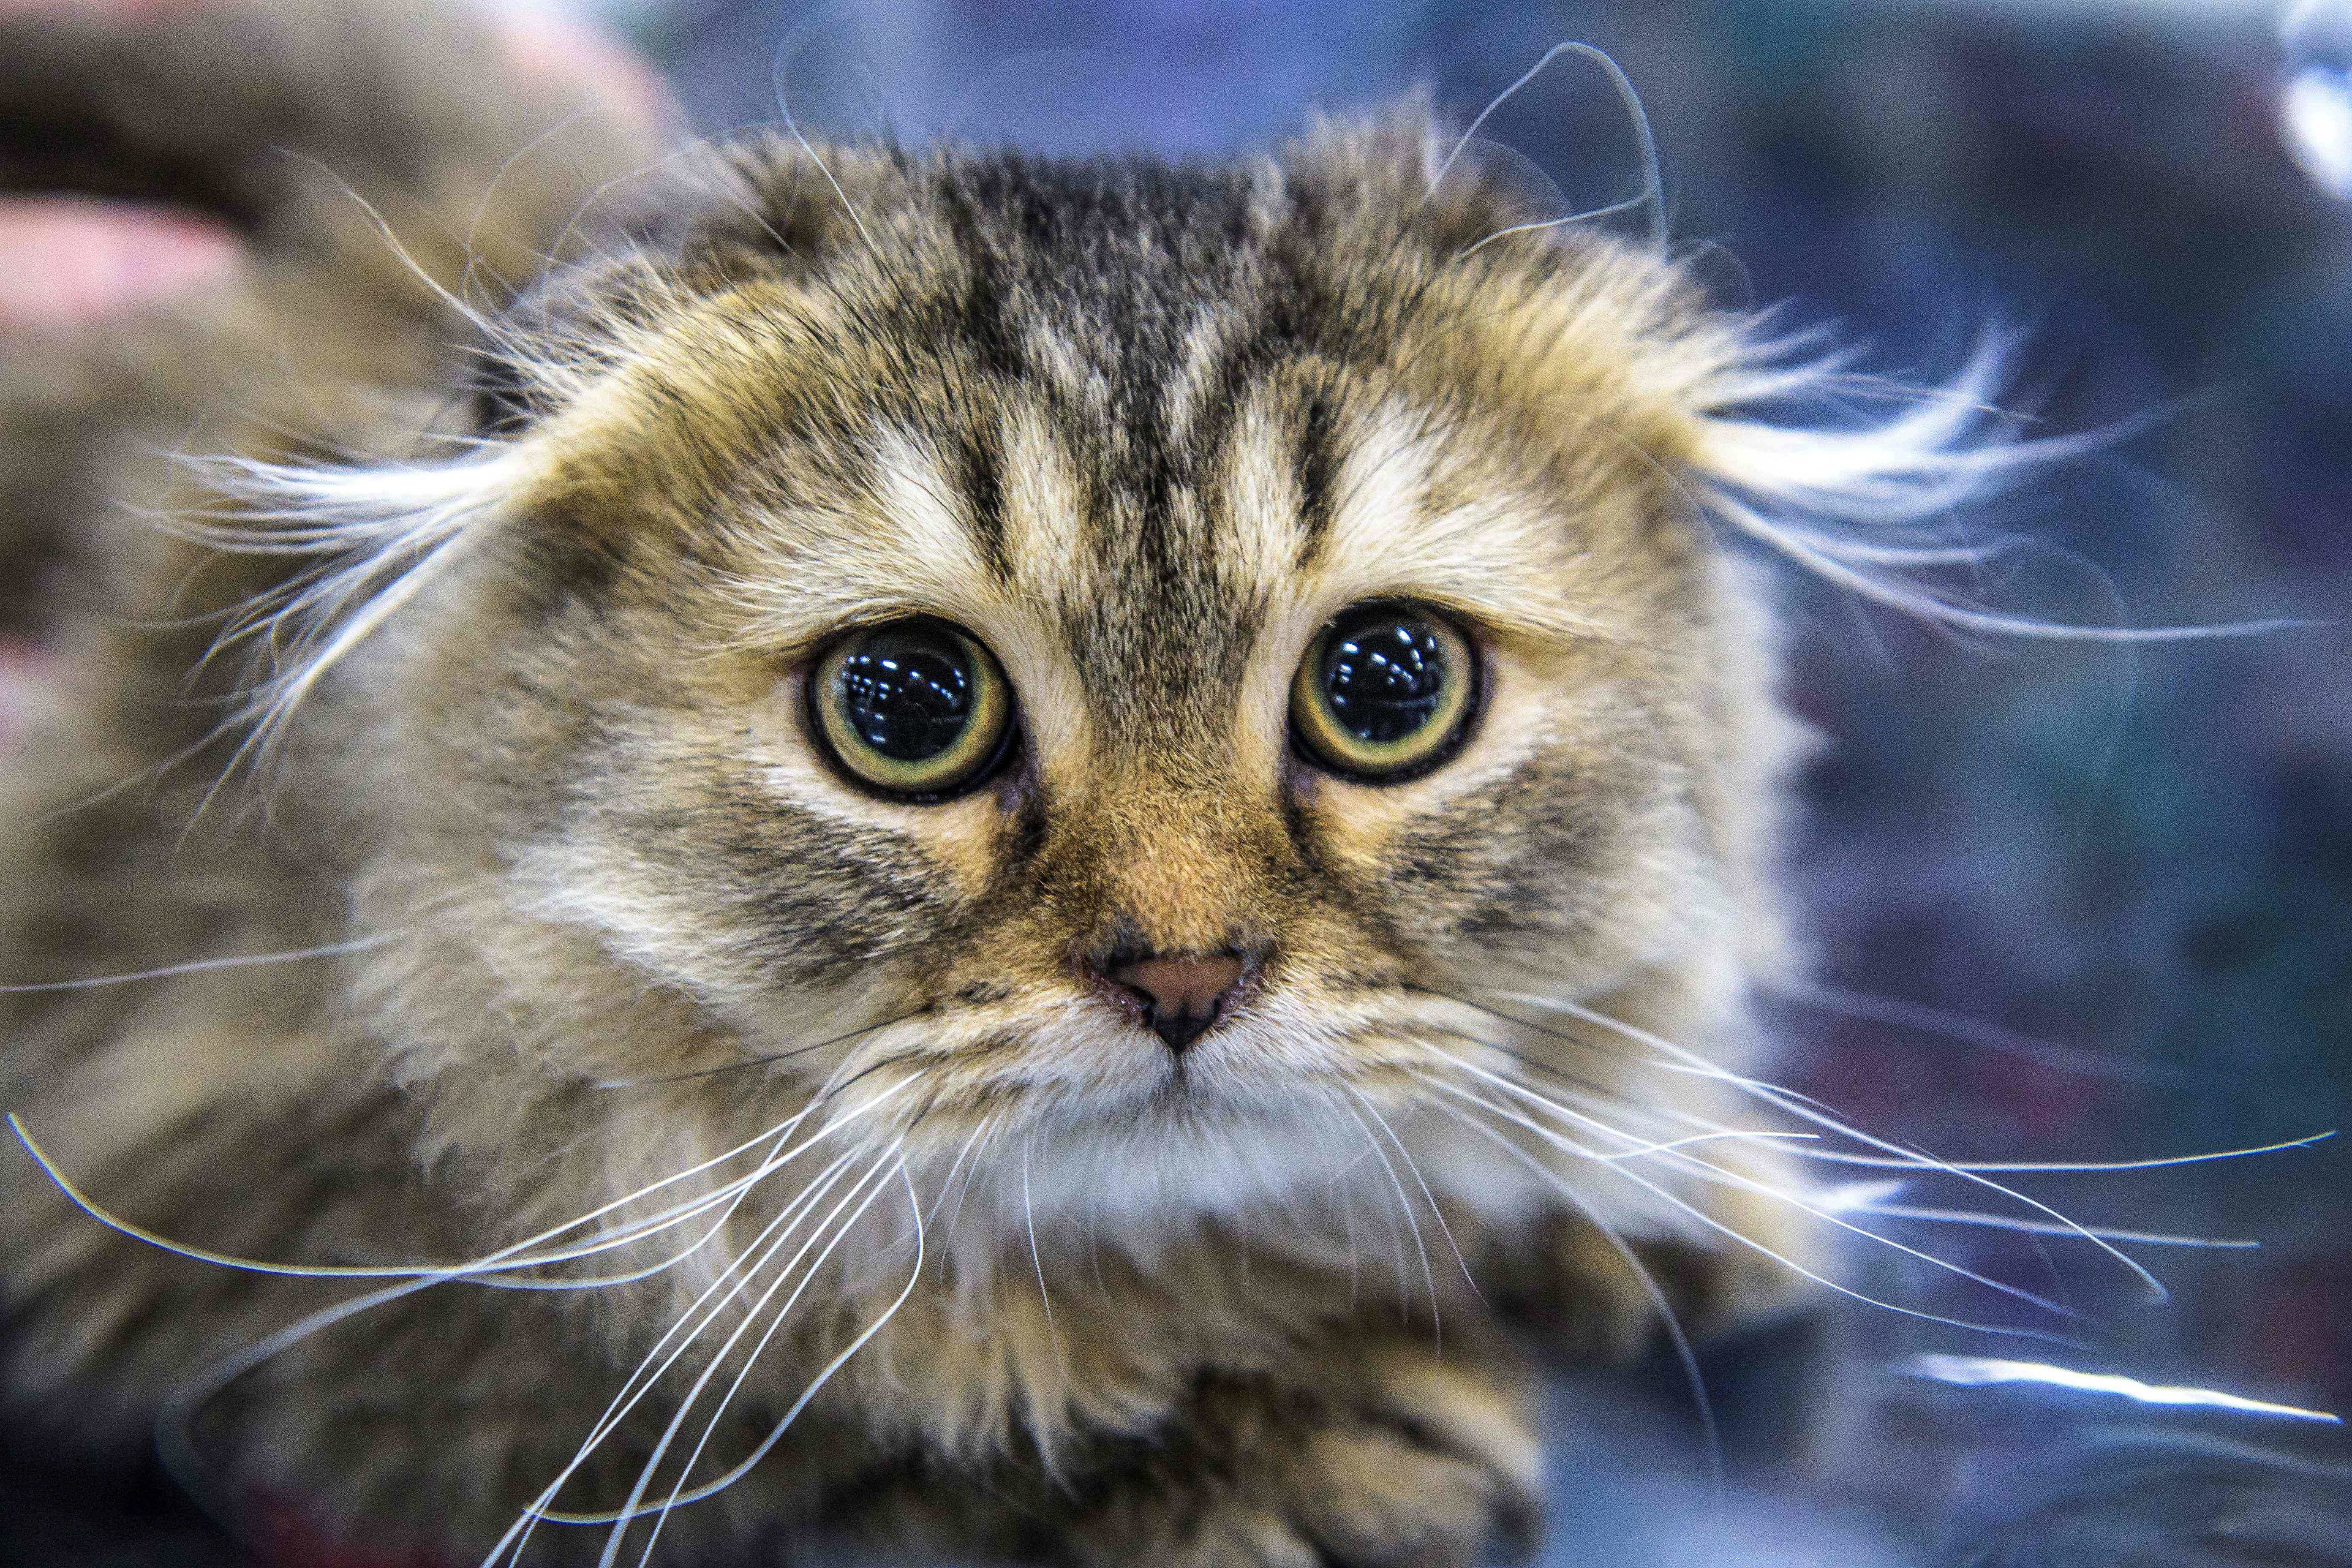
[1102,950,1250,1052]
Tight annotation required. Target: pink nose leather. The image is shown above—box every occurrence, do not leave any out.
[1107,953,1247,1052]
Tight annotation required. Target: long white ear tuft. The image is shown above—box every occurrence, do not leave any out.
[1686,330,2304,642]
[158,449,523,778]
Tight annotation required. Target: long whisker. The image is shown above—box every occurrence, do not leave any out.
[1407,1064,2077,1342]
[14,1068,926,1293]
[1420,1098,1724,1488]
[630,1162,926,1524]
[11,1098,847,1285]
[591,1008,928,1089]
[1454,191,1654,261]
[542,1157,923,1559]
[1427,42,1666,250]
[624,1152,911,1568]
[1407,1013,2333,1175]
[1345,1084,1484,1303]
[453,1105,893,1293]
[919,1109,999,1243]
[496,1071,932,1540]
[145,1102,847,1533]
[1448,986,2179,1302]
[1826,1198,2259,1250]
[1414,1011,2213,1214]
[1337,1092,1439,1331]
[1396,996,1718,1124]
[770,33,881,259]
[1799,1133,2336,1174]
[493,1143,874,1566]
[0,935,395,993]
[1579,1130,1820,1160]
[940,1108,1006,1261]
[514,1154,902,1565]
[478,1083,917,1285]
[1399,1020,1752,1152]
[1410,1054,2085,1318]
[21,1080,906,1541]
[1408,1017,1864,1181]
[1022,1133,1069,1384]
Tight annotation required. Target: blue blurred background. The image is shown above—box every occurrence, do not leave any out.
[574,0,2352,1559]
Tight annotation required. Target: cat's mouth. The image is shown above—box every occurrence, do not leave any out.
[816,974,1445,1144]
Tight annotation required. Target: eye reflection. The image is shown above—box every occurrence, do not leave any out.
[813,618,1012,797]
[835,640,973,762]
[1325,618,1451,744]
[1290,602,1476,781]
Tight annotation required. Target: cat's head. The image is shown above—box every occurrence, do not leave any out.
[265,114,1881,1220]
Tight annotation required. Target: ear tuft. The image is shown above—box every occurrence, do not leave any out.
[664,139,898,286]
[1686,333,2303,643]
[1285,94,1565,254]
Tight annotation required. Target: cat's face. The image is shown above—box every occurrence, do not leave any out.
[343,130,1777,1202]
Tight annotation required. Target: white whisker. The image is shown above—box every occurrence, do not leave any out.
[1455,192,1658,260]
[490,1143,872,1567]
[0,936,395,994]
[1337,1092,1437,1328]
[1414,1063,2082,1319]
[631,1162,928,1522]
[1834,1201,2258,1250]
[1406,1021,1762,1151]
[939,1108,1007,1267]
[509,1153,902,1564]
[1409,1066,2077,1342]
[626,1152,913,1568]
[1345,1084,1484,1302]
[1022,1134,1068,1385]
[1802,1132,2335,1174]
[1582,1129,1820,1160]
[1421,1099,1726,1486]
[11,1098,855,1285]
[14,1078,909,1551]
[1466,988,2182,1303]
[919,1110,999,1242]
[496,1086,926,1541]
[1429,42,1665,250]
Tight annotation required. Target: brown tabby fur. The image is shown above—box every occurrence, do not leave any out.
[0,5,1830,1563]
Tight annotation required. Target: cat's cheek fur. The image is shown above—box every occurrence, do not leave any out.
[743,734,1017,909]
[1293,639,1715,995]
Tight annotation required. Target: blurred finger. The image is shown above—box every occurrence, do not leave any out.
[0,196,243,332]
[495,9,679,136]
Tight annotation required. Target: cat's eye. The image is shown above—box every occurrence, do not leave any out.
[1290,602,1478,782]
[811,618,1013,799]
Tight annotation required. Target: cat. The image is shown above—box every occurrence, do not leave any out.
[0,3,2084,1564]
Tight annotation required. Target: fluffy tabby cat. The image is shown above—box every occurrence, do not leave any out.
[0,4,2066,1563]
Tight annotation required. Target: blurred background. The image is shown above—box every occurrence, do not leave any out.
[5,0,2349,1563]
[577,0,2352,1560]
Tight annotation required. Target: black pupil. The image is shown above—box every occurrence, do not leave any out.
[1322,612,1449,744]
[833,626,975,763]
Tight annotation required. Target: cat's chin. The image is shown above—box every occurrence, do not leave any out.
[892,1073,1559,1241]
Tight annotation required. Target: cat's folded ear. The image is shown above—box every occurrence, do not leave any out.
[639,141,913,291]
[467,139,906,434]
[1282,91,1589,257]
